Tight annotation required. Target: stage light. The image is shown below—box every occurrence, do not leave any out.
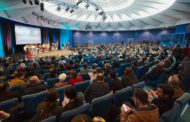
[34,0,40,5]
[29,0,33,5]
[40,3,44,11]
[85,4,89,9]
[65,7,69,12]
[76,0,83,6]
[95,8,99,11]
[23,0,27,4]
[57,6,61,11]
[70,9,74,13]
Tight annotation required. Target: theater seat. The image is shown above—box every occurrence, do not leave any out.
[160,102,181,122]
[132,81,145,90]
[113,87,132,107]
[60,103,90,122]
[147,73,166,86]
[90,93,113,117]
[74,80,90,93]
[56,85,71,102]
[0,98,18,111]
[22,90,47,114]
[46,78,59,89]
[40,116,56,122]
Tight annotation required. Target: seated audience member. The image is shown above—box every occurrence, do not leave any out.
[31,89,62,122]
[167,75,184,99]
[120,88,159,122]
[90,64,97,73]
[69,70,83,86]
[121,67,138,88]
[145,62,164,81]
[9,72,25,87]
[49,68,57,78]
[106,70,121,93]
[80,63,89,74]
[0,82,20,102]
[104,63,112,77]
[180,53,190,92]
[23,76,45,95]
[54,73,67,88]
[148,84,174,116]
[71,114,91,122]
[62,87,83,112]
[183,44,189,57]
[85,73,109,102]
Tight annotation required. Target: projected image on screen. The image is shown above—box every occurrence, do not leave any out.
[15,25,41,45]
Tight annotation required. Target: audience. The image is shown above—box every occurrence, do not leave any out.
[120,88,159,122]
[71,114,91,122]
[9,72,25,87]
[31,89,62,122]
[80,63,89,74]
[148,84,174,116]
[0,82,20,102]
[69,70,83,86]
[121,67,138,88]
[54,73,67,88]
[85,73,109,102]
[167,75,184,99]
[62,86,83,112]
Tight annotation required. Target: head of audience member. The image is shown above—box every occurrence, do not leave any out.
[0,82,9,92]
[83,63,88,70]
[18,63,26,70]
[71,114,91,122]
[65,63,71,70]
[133,88,149,108]
[14,71,23,79]
[49,68,57,78]
[70,70,78,79]
[29,76,41,86]
[109,70,117,80]
[156,84,174,100]
[58,73,67,82]
[45,89,58,105]
[64,86,77,100]
[124,67,135,77]
[167,75,180,88]
[92,116,106,122]
[96,73,104,83]
[91,64,97,72]
[95,67,103,74]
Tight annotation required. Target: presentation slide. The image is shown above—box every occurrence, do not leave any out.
[15,25,41,45]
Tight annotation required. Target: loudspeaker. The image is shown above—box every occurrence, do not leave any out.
[23,0,27,4]
[34,0,40,5]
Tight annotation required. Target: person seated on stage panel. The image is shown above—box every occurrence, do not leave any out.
[26,48,32,59]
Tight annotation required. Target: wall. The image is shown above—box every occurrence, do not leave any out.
[73,28,175,46]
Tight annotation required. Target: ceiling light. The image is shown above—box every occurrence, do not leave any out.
[65,7,69,12]
[34,0,40,5]
[85,4,89,9]
[23,0,27,4]
[29,0,33,5]
[70,9,74,13]
[76,0,83,6]
[57,6,61,11]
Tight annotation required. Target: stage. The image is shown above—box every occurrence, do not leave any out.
[35,49,75,58]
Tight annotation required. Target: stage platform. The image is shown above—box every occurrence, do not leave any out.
[36,50,75,58]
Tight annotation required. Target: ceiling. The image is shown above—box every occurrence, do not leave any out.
[0,0,190,31]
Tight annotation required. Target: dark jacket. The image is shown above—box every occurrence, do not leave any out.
[85,82,109,102]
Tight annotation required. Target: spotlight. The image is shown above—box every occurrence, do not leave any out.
[29,0,33,5]
[40,3,44,11]
[65,7,69,12]
[23,0,27,4]
[34,0,40,5]
[76,0,82,6]
[70,9,74,13]
[95,8,99,11]
[85,4,89,9]
[57,6,61,11]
